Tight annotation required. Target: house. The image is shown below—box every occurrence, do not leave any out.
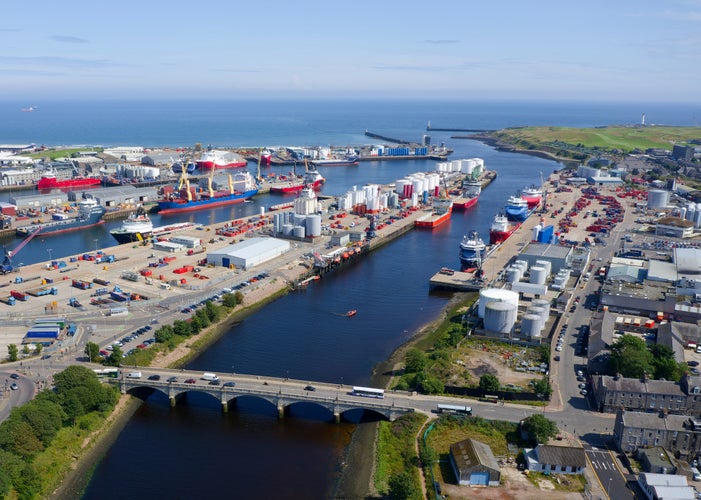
[613,409,701,458]
[637,447,677,474]
[523,444,586,475]
[449,438,501,486]
[637,472,695,500]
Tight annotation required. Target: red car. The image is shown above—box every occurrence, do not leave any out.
[185,378,196,384]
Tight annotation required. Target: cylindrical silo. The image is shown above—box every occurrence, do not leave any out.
[506,267,521,283]
[274,213,283,233]
[647,189,669,209]
[526,306,546,331]
[478,288,520,318]
[532,224,542,242]
[520,314,542,338]
[306,214,321,237]
[515,259,529,272]
[535,260,552,276]
[484,301,517,334]
[293,225,305,238]
[679,207,687,220]
[686,203,696,221]
[529,266,547,285]
[281,223,293,236]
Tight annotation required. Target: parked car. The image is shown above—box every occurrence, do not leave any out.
[10,383,18,391]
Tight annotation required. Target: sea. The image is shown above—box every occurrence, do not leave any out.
[1,99,698,499]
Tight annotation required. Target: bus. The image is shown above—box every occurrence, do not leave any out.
[437,404,472,415]
[93,368,119,379]
[351,386,385,399]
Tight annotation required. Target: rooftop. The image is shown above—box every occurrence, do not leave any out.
[521,242,573,259]
[536,445,586,467]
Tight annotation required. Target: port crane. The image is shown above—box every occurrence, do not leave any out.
[0,227,42,274]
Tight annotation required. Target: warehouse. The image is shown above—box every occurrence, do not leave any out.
[207,237,290,270]
[518,242,573,274]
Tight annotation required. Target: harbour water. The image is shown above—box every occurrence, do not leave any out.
[0,100,696,498]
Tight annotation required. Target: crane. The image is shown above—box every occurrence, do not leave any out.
[1,227,42,274]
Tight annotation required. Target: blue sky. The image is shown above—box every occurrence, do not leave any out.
[2,0,700,101]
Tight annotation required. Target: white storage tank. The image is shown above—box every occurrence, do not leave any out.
[535,260,552,276]
[532,224,542,242]
[520,314,542,338]
[305,214,322,237]
[529,266,547,285]
[478,288,520,318]
[526,306,546,330]
[531,298,550,313]
[281,223,294,236]
[515,259,529,272]
[293,225,305,238]
[647,189,669,209]
[484,301,517,334]
[505,267,521,283]
[686,203,696,221]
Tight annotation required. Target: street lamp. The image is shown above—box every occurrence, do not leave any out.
[47,248,53,262]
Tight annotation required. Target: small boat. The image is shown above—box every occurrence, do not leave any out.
[346,310,357,317]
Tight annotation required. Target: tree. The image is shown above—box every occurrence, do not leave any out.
[521,414,558,444]
[7,344,18,362]
[388,470,420,500]
[84,341,101,363]
[35,342,43,355]
[531,377,553,399]
[104,345,123,367]
[222,293,237,308]
[173,320,192,338]
[404,349,427,374]
[609,335,654,378]
[479,373,500,393]
[22,344,30,355]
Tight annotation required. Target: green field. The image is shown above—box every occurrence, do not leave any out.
[492,125,701,155]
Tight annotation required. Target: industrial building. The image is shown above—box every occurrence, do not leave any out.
[207,237,290,270]
[655,216,694,239]
[518,242,573,274]
[523,445,586,475]
[449,438,501,487]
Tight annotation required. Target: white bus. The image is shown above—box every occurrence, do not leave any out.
[93,368,119,379]
[437,404,472,415]
[351,386,385,399]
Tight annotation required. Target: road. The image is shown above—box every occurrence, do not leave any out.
[0,369,37,422]
[585,444,635,500]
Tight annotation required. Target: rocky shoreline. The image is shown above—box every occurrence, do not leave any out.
[458,132,579,167]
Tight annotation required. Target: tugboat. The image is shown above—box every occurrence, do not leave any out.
[458,230,486,270]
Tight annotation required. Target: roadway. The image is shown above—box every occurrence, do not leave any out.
[0,369,38,422]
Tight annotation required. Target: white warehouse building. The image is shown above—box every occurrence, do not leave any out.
[207,237,290,270]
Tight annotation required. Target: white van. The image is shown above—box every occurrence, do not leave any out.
[160,282,171,290]
[126,371,142,379]
[691,467,701,481]
[201,372,219,381]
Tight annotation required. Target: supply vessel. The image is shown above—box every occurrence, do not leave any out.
[489,212,519,245]
[110,206,194,243]
[458,230,486,270]
[16,196,105,237]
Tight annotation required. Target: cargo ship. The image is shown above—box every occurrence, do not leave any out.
[459,230,486,270]
[269,169,325,194]
[196,150,248,170]
[37,172,101,190]
[452,180,481,210]
[489,212,519,245]
[521,184,543,208]
[415,198,453,228]
[110,206,195,243]
[157,171,259,214]
[16,196,105,237]
[504,193,529,221]
[310,154,359,167]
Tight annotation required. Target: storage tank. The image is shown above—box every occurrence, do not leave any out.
[274,213,283,233]
[695,205,701,229]
[478,288,520,318]
[281,223,294,236]
[520,314,542,338]
[526,306,546,330]
[505,267,521,283]
[292,225,305,238]
[686,203,696,221]
[515,259,529,272]
[535,260,552,276]
[532,224,542,242]
[531,299,550,324]
[647,189,669,209]
[529,266,547,285]
[484,301,517,334]
[679,207,687,220]
[305,214,322,237]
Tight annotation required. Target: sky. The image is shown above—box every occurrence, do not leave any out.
[1,0,700,102]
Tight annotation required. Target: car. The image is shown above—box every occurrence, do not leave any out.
[144,325,152,331]
[185,378,196,384]
[304,385,316,391]
[578,383,586,389]
[580,389,588,396]
[9,373,20,380]
[41,354,51,360]
[577,370,584,377]
[137,343,147,349]
[577,376,585,382]
[181,308,191,313]
[10,383,18,391]
[167,376,178,383]
[148,374,161,381]
[208,379,221,385]
[554,355,561,362]
[555,346,562,352]
[688,361,700,367]
[223,381,236,387]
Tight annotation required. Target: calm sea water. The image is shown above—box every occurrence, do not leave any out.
[1,100,695,498]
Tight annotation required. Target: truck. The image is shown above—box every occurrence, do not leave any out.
[72,279,93,290]
[27,286,59,297]
[93,277,111,286]
[10,290,29,301]
[68,297,82,308]
[201,372,219,381]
